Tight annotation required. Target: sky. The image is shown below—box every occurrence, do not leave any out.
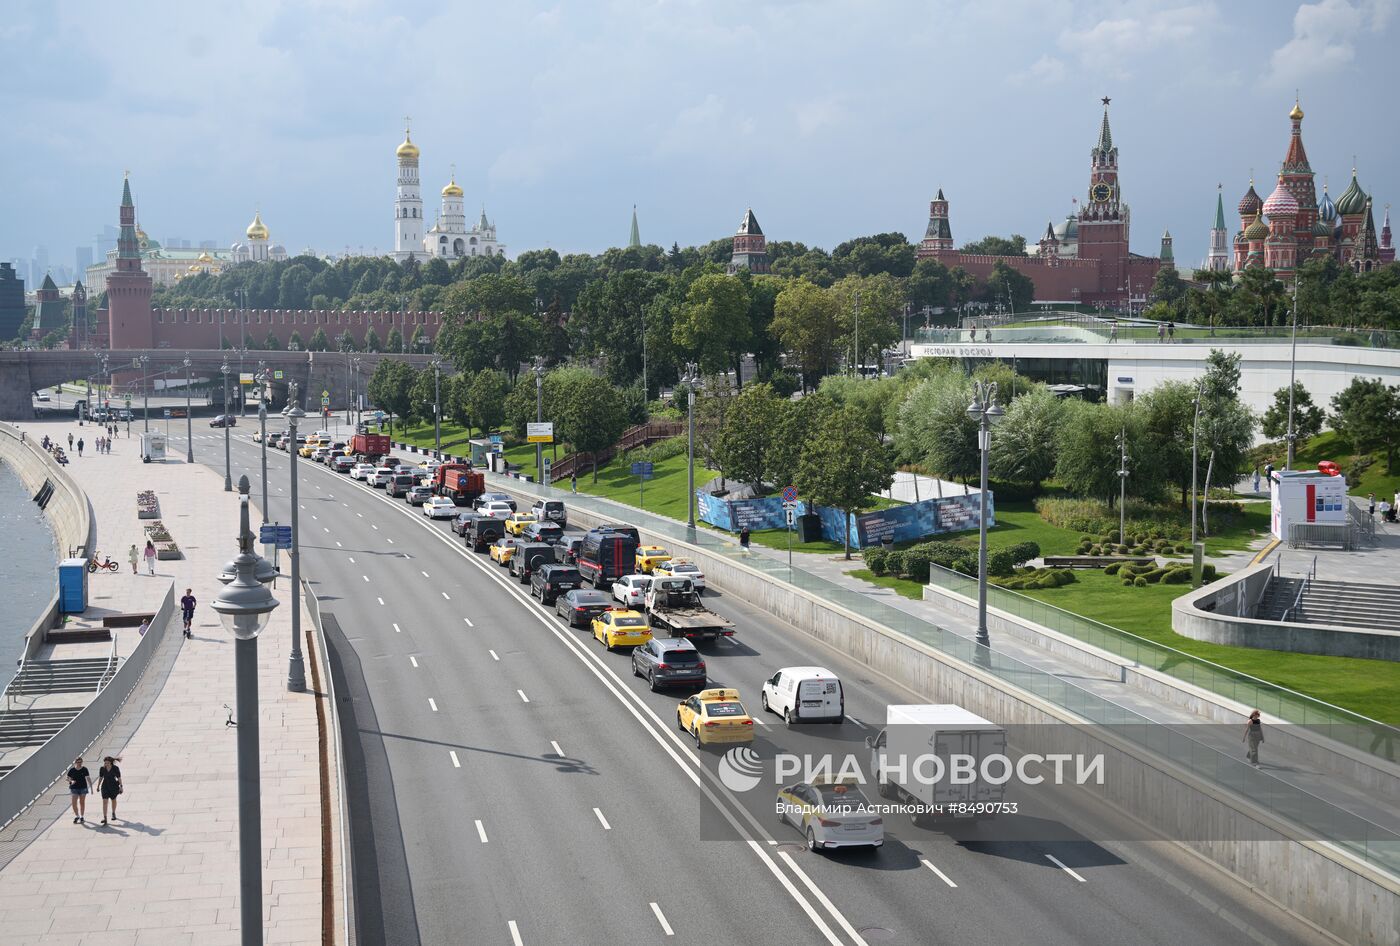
[2,0,1397,277]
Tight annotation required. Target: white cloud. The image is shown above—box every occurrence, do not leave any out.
[1058,4,1215,77]
[1267,0,1396,85]
[794,96,846,137]
[1008,54,1067,86]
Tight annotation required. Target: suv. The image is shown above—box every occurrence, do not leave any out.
[521,521,564,545]
[465,514,505,552]
[631,638,707,691]
[531,564,582,605]
[555,536,583,564]
[210,414,236,428]
[387,473,417,497]
[509,543,556,584]
[531,499,567,528]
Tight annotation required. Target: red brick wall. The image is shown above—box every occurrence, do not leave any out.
[130,309,442,350]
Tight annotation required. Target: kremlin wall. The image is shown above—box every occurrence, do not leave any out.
[122,307,440,351]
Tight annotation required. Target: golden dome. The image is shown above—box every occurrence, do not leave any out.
[441,177,463,198]
[246,211,269,241]
[197,251,214,263]
[396,129,420,161]
[1289,100,1304,121]
[1244,212,1270,241]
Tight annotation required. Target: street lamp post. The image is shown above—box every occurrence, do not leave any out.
[1191,381,1204,587]
[239,347,248,419]
[683,364,700,530]
[352,356,362,427]
[221,362,232,491]
[432,357,443,459]
[184,356,194,463]
[138,355,150,431]
[257,364,269,525]
[1285,276,1300,470]
[1116,427,1130,546]
[211,476,279,946]
[533,358,544,483]
[283,385,307,693]
[966,381,1003,648]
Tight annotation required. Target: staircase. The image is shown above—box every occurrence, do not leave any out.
[0,706,84,749]
[1256,577,1400,633]
[5,658,115,696]
[547,421,684,482]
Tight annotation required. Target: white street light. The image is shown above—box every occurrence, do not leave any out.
[966,380,1003,648]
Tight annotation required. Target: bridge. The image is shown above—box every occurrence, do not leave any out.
[0,348,443,420]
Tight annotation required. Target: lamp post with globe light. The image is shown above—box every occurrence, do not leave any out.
[211,476,280,946]
[966,380,1003,648]
[282,385,307,693]
[683,363,700,530]
[221,361,232,491]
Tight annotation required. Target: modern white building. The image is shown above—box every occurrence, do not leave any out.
[392,126,504,262]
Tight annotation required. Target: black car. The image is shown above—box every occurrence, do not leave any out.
[593,523,641,545]
[387,473,417,498]
[509,543,556,583]
[556,589,612,628]
[210,414,237,428]
[474,491,516,512]
[452,512,476,536]
[406,484,433,505]
[465,514,505,552]
[555,536,583,564]
[521,521,564,545]
[631,637,707,691]
[531,564,582,605]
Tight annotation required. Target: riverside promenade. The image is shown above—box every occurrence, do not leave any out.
[0,418,339,946]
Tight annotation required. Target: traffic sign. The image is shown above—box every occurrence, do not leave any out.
[321,390,330,398]
[163,408,170,418]
[259,524,293,550]
[527,422,554,444]
[785,506,796,527]
[630,461,654,479]
[240,372,255,386]
[781,485,799,504]
[273,370,284,380]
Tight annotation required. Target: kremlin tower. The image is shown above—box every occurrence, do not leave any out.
[1205,186,1230,271]
[727,209,771,274]
[106,175,154,349]
[1381,205,1395,264]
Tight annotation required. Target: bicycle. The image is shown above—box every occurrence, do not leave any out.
[87,553,120,573]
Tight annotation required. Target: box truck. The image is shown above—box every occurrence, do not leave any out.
[867,704,1007,824]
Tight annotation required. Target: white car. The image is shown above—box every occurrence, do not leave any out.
[312,430,331,441]
[477,500,514,518]
[777,779,883,852]
[350,463,376,480]
[422,496,457,519]
[761,667,844,724]
[369,466,395,488]
[36,392,50,402]
[612,574,652,608]
[251,430,263,443]
[656,559,706,592]
[420,458,443,472]
[312,446,332,463]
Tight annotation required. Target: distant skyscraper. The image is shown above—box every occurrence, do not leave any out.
[0,262,24,340]
[75,246,93,277]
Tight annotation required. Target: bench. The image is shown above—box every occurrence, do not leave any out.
[101,612,156,629]
[1042,555,1156,569]
[45,627,112,644]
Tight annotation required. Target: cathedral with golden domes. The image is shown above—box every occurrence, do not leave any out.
[230,210,287,264]
[391,124,503,262]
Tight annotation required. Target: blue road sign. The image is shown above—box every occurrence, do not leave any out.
[630,461,654,478]
[260,525,293,549]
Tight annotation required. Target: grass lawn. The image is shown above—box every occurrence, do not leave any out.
[381,421,479,454]
[567,451,720,522]
[1288,430,1400,501]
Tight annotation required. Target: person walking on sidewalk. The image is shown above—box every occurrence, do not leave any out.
[570,473,578,494]
[739,526,751,552]
[67,756,91,824]
[67,432,74,450]
[180,588,196,638]
[143,540,157,575]
[96,756,123,825]
[128,544,140,574]
[1243,709,1265,767]
[76,437,83,457]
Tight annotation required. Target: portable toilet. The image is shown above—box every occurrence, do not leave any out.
[58,558,88,613]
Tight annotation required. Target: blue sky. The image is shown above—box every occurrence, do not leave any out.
[2,0,1396,275]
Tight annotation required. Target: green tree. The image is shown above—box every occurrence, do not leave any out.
[895,372,978,484]
[830,273,902,371]
[817,374,901,441]
[960,235,1027,256]
[1151,266,1187,307]
[768,392,834,490]
[1330,377,1400,472]
[308,328,330,351]
[277,264,312,309]
[771,279,842,388]
[1202,348,1242,402]
[467,368,510,436]
[1054,401,1141,505]
[367,360,415,434]
[715,383,781,486]
[1137,380,1198,508]
[337,330,358,352]
[363,326,383,353]
[555,374,628,481]
[385,326,404,353]
[906,257,953,312]
[1261,382,1325,443]
[287,330,304,351]
[674,273,752,382]
[263,331,282,351]
[795,407,893,559]
[408,324,427,354]
[985,260,1035,312]
[990,386,1064,488]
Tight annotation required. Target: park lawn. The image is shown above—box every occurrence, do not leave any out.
[381,421,478,454]
[1290,430,1400,501]
[849,568,925,599]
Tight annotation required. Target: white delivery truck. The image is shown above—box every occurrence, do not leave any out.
[140,431,167,463]
[867,704,1007,825]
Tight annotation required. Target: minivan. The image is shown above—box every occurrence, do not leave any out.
[760,667,844,725]
[387,473,417,497]
[578,531,639,588]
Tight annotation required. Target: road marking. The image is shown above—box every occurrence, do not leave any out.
[921,859,957,887]
[449,750,460,768]
[779,851,871,946]
[336,541,343,548]
[393,623,401,634]
[847,717,867,729]
[356,513,363,518]
[508,921,523,946]
[422,570,430,578]
[323,527,329,533]
[374,525,381,532]
[377,597,384,606]
[442,591,450,600]
[751,716,769,727]
[550,740,564,757]
[299,504,305,510]
[463,617,474,627]
[348,557,355,564]
[342,502,348,507]
[312,515,318,520]
[649,902,674,936]
[593,807,611,830]
[362,575,369,582]
[1046,854,1086,882]
[475,819,488,843]
[410,656,419,668]
[517,689,530,703]
[489,650,499,661]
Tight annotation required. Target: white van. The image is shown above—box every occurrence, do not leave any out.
[761,667,844,725]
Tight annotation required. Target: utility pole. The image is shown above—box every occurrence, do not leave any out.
[533,357,544,483]
[221,361,232,491]
[685,363,698,530]
[1191,381,1204,587]
[1285,276,1300,470]
[284,385,306,694]
[1117,427,1130,546]
[431,357,442,458]
[184,355,194,464]
[853,290,860,376]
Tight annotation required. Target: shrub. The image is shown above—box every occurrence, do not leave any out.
[1089,544,1103,556]
[953,555,977,576]
[1161,567,1193,585]
[1080,535,1095,544]
[1133,576,1147,587]
[1123,577,1135,586]
[986,548,1017,577]
[1076,541,1093,555]
[1003,541,1040,566]
[1104,562,1122,576]
[884,550,906,577]
[1175,544,1189,554]
[1141,567,1170,583]
[902,547,933,583]
[862,547,888,576]
[917,541,967,571]
[1115,544,1129,554]
[626,435,687,464]
[1202,563,1218,581]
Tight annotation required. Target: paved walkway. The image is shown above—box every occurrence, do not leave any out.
[0,419,334,946]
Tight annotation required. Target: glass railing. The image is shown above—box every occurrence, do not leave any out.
[912,323,1400,349]
[486,470,1400,875]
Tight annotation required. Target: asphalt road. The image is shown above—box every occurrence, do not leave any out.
[179,422,1335,946]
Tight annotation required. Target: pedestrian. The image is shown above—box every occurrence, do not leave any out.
[95,756,123,825]
[1157,323,1166,342]
[1167,322,1175,339]
[1253,467,1261,494]
[137,618,149,637]
[969,326,977,342]
[1243,709,1264,766]
[67,756,91,823]
[143,540,157,575]
[738,526,751,551]
[180,588,196,639]
[68,432,74,450]
[1368,493,1376,519]
[76,438,83,457]
[128,544,140,575]
[570,473,578,495]
[1109,321,1118,342]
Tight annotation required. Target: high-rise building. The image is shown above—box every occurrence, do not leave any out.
[0,262,25,340]
[75,246,93,278]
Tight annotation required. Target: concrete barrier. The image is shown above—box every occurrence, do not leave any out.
[1175,563,1400,661]
[488,476,1400,945]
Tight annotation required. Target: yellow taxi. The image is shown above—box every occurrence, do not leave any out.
[635,545,673,573]
[489,536,519,566]
[591,609,653,651]
[676,688,755,747]
[504,512,538,536]
[298,439,322,458]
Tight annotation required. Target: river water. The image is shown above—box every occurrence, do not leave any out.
[0,462,58,691]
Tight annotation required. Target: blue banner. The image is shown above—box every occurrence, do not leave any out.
[696,491,994,549]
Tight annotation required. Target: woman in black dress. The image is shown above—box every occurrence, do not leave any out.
[96,756,123,825]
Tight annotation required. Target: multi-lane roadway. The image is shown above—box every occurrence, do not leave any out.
[178,421,1332,946]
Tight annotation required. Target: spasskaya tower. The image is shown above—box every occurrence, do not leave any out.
[1076,97,1133,302]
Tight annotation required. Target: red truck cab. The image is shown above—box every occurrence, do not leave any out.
[434,463,485,506]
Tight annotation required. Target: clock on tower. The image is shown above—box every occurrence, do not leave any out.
[1092,182,1112,203]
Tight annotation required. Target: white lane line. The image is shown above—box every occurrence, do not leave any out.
[508,921,523,946]
[463,617,474,627]
[751,716,769,728]
[342,502,349,508]
[550,740,564,757]
[449,750,461,768]
[921,859,958,888]
[475,819,488,843]
[517,689,530,703]
[323,527,330,533]
[312,515,318,520]
[409,656,419,668]
[1045,854,1086,882]
[428,698,438,712]
[489,649,499,661]
[336,541,343,548]
[362,575,369,582]
[778,851,872,946]
[593,807,611,830]
[375,526,381,532]
[393,623,401,634]
[421,570,430,578]
[357,512,363,518]
[442,591,450,600]
[348,556,355,563]
[377,597,385,606]
[649,902,674,937]
[847,717,868,730]
[299,504,305,510]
